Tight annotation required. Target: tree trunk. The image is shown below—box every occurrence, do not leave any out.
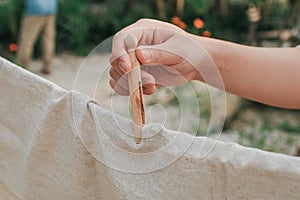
[176,0,184,17]
[216,0,228,16]
[155,0,166,20]
[123,0,133,15]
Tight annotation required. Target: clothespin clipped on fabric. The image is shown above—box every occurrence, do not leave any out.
[124,34,146,144]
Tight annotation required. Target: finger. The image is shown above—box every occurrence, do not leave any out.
[110,54,132,73]
[111,29,143,73]
[141,70,156,95]
[136,34,201,73]
[109,66,130,95]
[136,41,182,66]
[110,79,129,96]
[111,19,183,72]
[143,84,156,95]
[109,64,124,82]
[110,69,156,96]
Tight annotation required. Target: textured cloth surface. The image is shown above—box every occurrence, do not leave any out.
[0,56,300,199]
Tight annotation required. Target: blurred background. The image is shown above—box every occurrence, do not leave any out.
[0,0,300,156]
[2,0,300,56]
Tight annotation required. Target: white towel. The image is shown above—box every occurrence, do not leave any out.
[0,56,300,200]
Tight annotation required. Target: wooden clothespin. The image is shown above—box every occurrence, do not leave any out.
[124,34,145,144]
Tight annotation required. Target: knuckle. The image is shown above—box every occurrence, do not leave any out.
[136,18,148,24]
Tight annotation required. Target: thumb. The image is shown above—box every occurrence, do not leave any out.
[136,44,176,66]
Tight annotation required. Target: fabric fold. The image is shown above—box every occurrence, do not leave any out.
[1,56,300,200]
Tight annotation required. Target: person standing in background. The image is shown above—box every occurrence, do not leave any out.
[17,0,58,74]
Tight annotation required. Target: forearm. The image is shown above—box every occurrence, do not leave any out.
[192,35,300,109]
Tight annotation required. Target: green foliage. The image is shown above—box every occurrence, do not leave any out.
[0,0,296,55]
[56,0,89,54]
[172,1,249,41]
[186,0,210,16]
[56,0,157,55]
[279,121,300,134]
[0,0,24,41]
[249,0,269,8]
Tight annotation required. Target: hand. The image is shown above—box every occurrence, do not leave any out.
[109,18,208,95]
[111,19,300,108]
